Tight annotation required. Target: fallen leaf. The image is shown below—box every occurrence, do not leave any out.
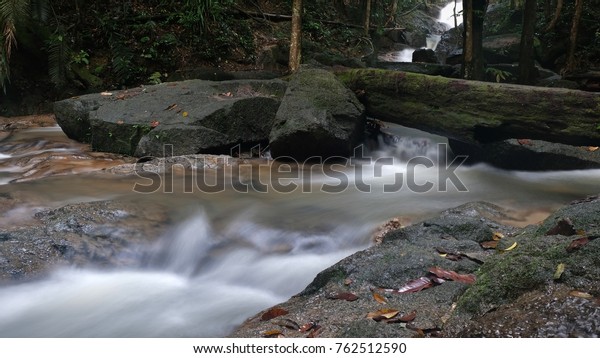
[116,120,124,125]
[439,253,447,258]
[394,276,433,293]
[480,241,499,249]
[576,229,586,235]
[367,308,399,321]
[328,292,359,301]
[493,232,505,241]
[182,111,189,117]
[430,276,446,284]
[299,321,317,332]
[553,263,565,280]
[164,103,177,111]
[517,139,532,145]
[372,291,387,304]
[150,120,160,128]
[428,267,476,284]
[569,290,593,299]
[567,237,590,252]
[273,318,300,330]
[503,242,518,251]
[100,91,113,96]
[262,329,284,338]
[546,218,576,236]
[587,146,599,152]
[344,278,353,286]
[387,311,417,323]
[306,325,322,338]
[261,307,289,321]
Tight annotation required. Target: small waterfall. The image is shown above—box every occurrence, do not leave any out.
[439,1,463,28]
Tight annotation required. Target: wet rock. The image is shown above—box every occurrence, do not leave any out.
[231,198,600,338]
[54,79,287,156]
[0,200,170,282]
[412,49,439,64]
[450,138,600,170]
[229,202,516,338]
[374,62,456,77]
[269,66,366,161]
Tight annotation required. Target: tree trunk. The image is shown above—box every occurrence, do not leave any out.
[289,0,302,73]
[386,0,398,26]
[518,0,537,85]
[565,0,583,73]
[462,0,487,80]
[337,68,600,146]
[544,0,562,32]
[364,0,372,36]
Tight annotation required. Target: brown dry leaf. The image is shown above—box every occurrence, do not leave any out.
[344,278,353,286]
[387,311,417,323]
[299,322,316,332]
[116,120,124,125]
[480,241,499,249]
[367,308,399,321]
[328,292,359,301]
[372,291,387,304]
[576,229,587,235]
[546,218,576,236]
[428,267,476,284]
[273,318,300,331]
[394,276,433,293]
[262,329,284,338]
[100,91,113,96]
[567,237,590,252]
[493,232,505,241]
[517,139,532,145]
[260,307,289,321]
[150,120,160,128]
[164,103,177,111]
[569,290,593,299]
[220,92,233,97]
[306,325,322,338]
[587,146,599,152]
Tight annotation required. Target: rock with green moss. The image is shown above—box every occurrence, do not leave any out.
[269,67,366,161]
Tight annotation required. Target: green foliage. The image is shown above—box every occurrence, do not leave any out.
[0,0,32,91]
[485,67,513,83]
[147,71,163,85]
[46,32,72,88]
[72,50,89,65]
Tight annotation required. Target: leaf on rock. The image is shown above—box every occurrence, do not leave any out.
[587,146,599,152]
[567,237,590,252]
[273,318,300,331]
[164,103,177,111]
[116,120,124,125]
[517,139,532,145]
[569,290,593,299]
[387,311,417,323]
[100,91,113,96]
[306,325,322,338]
[261,307,289,321]
[503,242,518,251]
[545,218,576,236]
[150,120,160,128]
[553,263,565,280]
[182,111,189,117]
[344,278,353,286]
[262,329,284,338]
[395,276,433,293]
[480,241,498,249]
[299,321,317,332]
[428,267,476,284]
[492,232,505,241]
[367,308,399,321]
[328,292,359,301]
[372,291,388,304]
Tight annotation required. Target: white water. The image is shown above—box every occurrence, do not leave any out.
[1,125,600,337]
[439,1,463,28]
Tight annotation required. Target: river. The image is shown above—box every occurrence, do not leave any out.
[0,121,599,337]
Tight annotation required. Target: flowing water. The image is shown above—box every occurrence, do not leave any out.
[0,122,599,337]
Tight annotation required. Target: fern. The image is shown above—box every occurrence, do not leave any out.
[46,33,71,88]
[110,37,135,84]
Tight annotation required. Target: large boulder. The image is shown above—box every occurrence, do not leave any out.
[54,79,287,156]
[230,198,600,338]
[269,67,366,161]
